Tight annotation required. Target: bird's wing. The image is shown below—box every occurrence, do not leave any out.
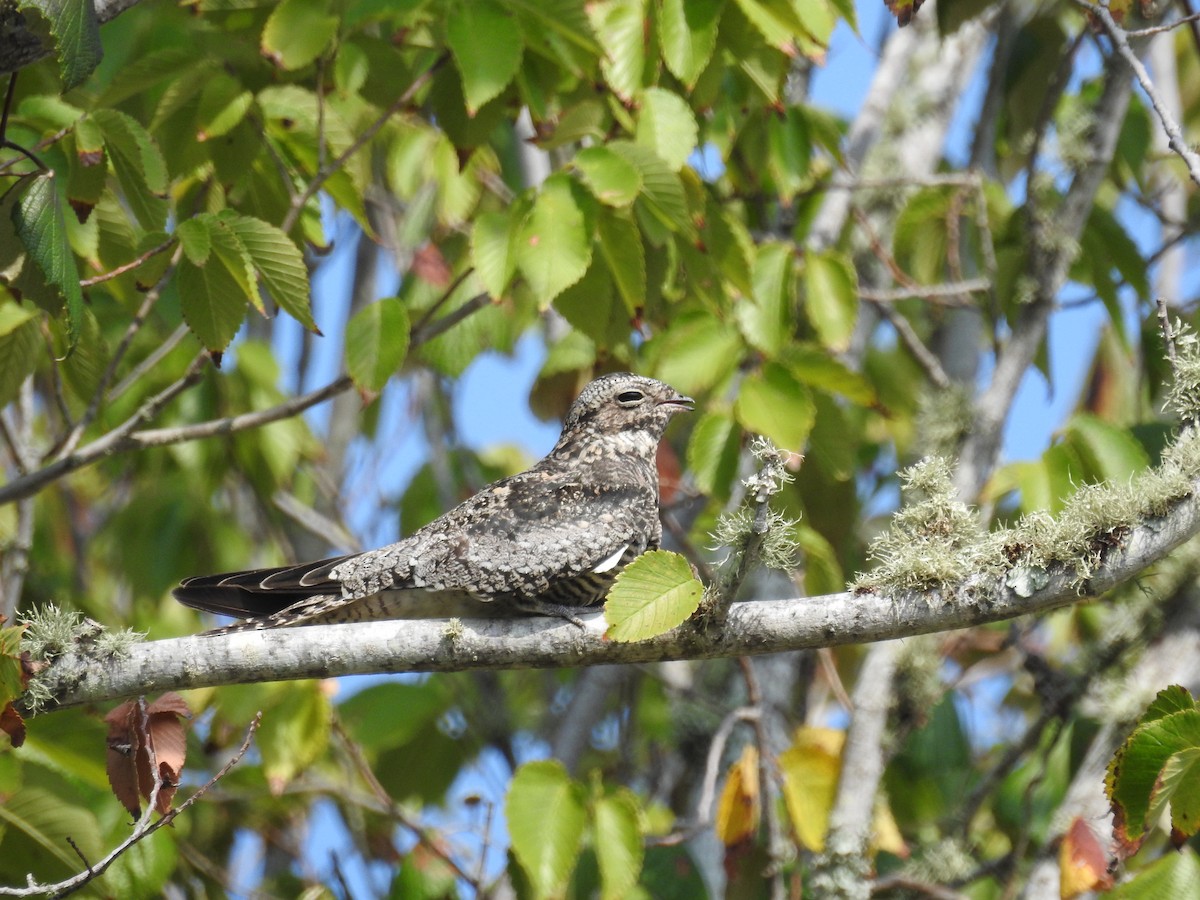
[172,555,355,619]
[402,473,659,598]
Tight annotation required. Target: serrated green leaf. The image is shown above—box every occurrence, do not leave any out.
[1106,850,1200,900]
[12,173,84,351]
[737,241,793,356]
[261,0,339,70]
[574,146,643,207]
[345,297,410,392]
[1158,747,1200,837]
[472,207,521,299]
[0,787,103,873]
[447,0,524,114]
[0,313,41,408]
[588,0,648,101]
[1108,694,1200,847]
[596,209,645,314]
[176,218,212,265]
[687,411,742,499]
[196,72,254,141]
[507,761,588,900]
[785,345,877,406]
[91,108,168,231]
[221,212,316,330]
[517,173,594,306]
[608,140,690,241]
[28,0,104,90]
[178,222,255,351]
[733,0,804,53]
[635,87,698,172]
[802,249,857,352]
[605,550,703,641]
[594,791,644,900]
[735,363,815,451]
[0,623,26,708]
[652,313,743,395]
[658,0,722,87]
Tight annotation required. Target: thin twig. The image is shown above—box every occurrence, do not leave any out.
[739,659,787,900]
[0,704,252,898]
[78,239,175,288]
[1078,0,1200,187]
[858,280,990,305]
[280,53,449,234]
[869,300,952,390]
[1157,296,1178,370]
[53,248,184,460]
[108,325,189,403]
[1127,11,1200,38]
[331,719,481,890]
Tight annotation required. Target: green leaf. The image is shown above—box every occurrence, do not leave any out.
[574,146,643,207]
[652,313,743,395]
[687,411,742,499]
[658,0,722,87]
[261,0,339,70]
[0,786,103,874]
[22,0,103,90]
[608,140,690,241]
[596,209,645,314]
[178,221,255,351]
[1064,414,1150,484]
[802,249,857,352]
[447,0,524,115]
[1107,687,1200,846]
[12,173,84,351]
[0,623,25,708]
[507,761,588,900]
[605,550,703,641]
[196,72,255,141]
[472,207,523,299]
[593,791,644,900]
[1159,747,1200,836]
[588,0,648,101]
[1107,850,1200,900]
[0,309,41,408]
[338,681,450,755]
[91,108,169,231]
[735,363,816,451]
[221,212,316,330]
[517,173,595,306]
[176,218,212,265]
[255,682,333,790]
[785,345,877,406]
[635,87,699,172]
[737,241,794,356]
[733,0,807,53]
[345,297,411,392]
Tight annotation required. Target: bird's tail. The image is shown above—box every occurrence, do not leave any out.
[173,555,353,631]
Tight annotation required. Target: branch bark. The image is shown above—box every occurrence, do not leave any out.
[29,475,1200,712]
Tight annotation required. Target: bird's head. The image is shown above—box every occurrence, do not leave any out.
[558,373,694,449]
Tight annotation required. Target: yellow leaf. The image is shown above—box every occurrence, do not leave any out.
[779,726,843,851]
[715,745,760,846]
[871,796,908,858]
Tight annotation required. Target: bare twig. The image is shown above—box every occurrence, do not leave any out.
[0,711,259,899]
[1127,10,1200,37]
[869,300,952,390]
[280,53,449,234]
[108,325,189,404]
[331,719,481,890]
[739,659,787,900]
[1078,0,1200,187]
[1158,296,1178,370]
[858,280,990,305]
[53,248,184,461]
[78,239,175,288]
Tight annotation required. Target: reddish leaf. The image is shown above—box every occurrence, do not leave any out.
[105,693,192,817]
[412,243,452,288]
[1060,817,1114,898]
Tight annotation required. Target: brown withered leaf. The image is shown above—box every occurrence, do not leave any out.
[105,693,192,817]
[0,703,25,748]
[411,242,453,288]
[885,0,926,26]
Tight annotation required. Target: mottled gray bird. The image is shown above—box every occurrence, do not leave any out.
[174,373,693,630]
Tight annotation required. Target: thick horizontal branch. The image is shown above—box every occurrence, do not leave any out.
[33,482,1200,712]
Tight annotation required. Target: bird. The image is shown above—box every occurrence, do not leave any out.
[173,373,694,631]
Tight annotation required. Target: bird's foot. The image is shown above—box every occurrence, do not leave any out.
[509,597,590,629]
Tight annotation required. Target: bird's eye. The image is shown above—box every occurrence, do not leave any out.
[617,390,644,405]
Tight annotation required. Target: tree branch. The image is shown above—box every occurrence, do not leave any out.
[27,472,1200,712]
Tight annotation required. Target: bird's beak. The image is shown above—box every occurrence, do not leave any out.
[659,392,695,412]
